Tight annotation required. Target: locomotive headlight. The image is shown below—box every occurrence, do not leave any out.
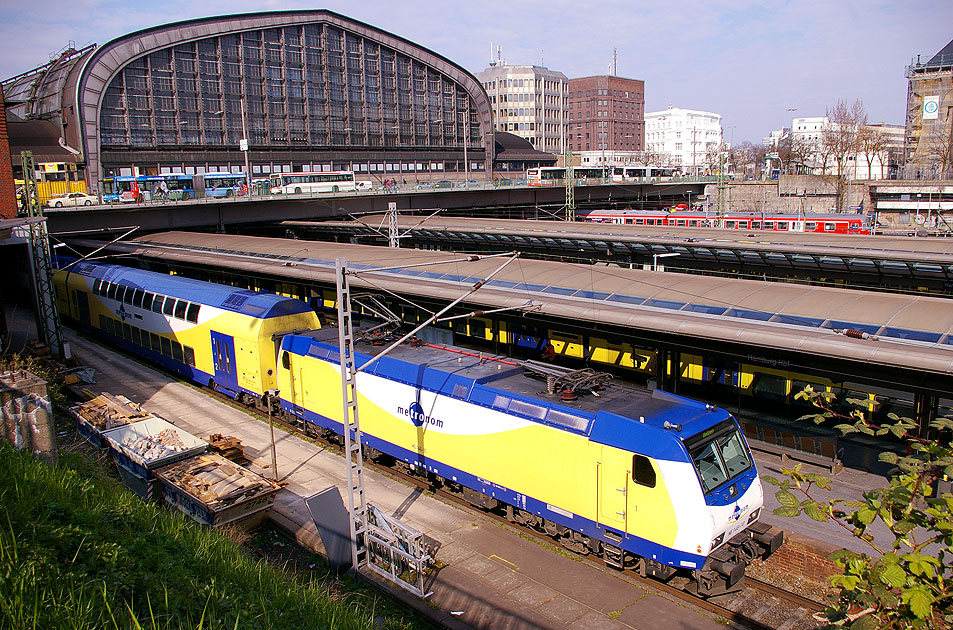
[712,533,725,549]
[748,508,760,524]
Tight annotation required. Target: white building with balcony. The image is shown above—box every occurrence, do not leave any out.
[644,106,722,175]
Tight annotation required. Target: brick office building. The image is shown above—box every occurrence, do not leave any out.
[566,76,644,158]
[0,85,16,219]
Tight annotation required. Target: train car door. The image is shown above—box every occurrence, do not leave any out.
[73,290,90,327]
[210,331,239,393]
[598,445,630,535]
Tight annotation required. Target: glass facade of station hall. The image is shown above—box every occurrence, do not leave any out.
[100,22,484,179]
[4,11,493,190]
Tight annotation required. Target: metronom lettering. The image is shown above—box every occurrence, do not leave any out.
[397,404,445,428]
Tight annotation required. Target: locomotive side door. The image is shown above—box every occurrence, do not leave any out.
[598,445,631,535]
[73,289,91,327]
[210,331,239,393]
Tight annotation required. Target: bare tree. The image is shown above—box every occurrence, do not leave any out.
[822,99,867,209]
[858,127,889,179]
[778,133,815,174]
[923,125,953,179]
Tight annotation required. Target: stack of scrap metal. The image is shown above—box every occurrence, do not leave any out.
[205,433,246,463]
[69,392,154,447]
[154,452,280,529]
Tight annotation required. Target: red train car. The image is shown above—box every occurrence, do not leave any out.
[581,210,872,235]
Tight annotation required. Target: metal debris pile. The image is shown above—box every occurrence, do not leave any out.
[122,428,188,461]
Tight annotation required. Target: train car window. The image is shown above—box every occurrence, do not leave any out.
[689,220,698,227]
[123,323,132,341]
[150,333,161,353]
[163,298,175,316]
[777,222,788,230]
[763,222,775,230]
[805,222,817,231]
[152,295,165,313]
[174,300,187,320]
[631,455,656,488]
[106,283,118,301]
[183,346,195,367]
[469,319,486,339]
[160,336,172,357]
[99,314,107,330]
[186,303,200,323]
[131,327,141,346]
[132,289,144,308]
[750,373,786,402]
[121,286,133,304]
[725,221,736,229]
[104,318,113,335]
[171,342,184,362]
[141,292,154,311]
[824,223,836,232]
[625,218,633,224]
[676,219,686,226]
[281,351,290,369]
[751,221,762,229]
[635,218,644,225]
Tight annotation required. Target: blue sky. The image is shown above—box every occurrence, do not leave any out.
[2,0,950,144]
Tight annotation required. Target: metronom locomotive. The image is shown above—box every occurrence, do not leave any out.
[55,261,782,595]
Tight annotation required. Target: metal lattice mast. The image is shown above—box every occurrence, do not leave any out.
[565,149,575,221]
[715,151,728,226]
[387,202,399,248]
[335,258,368,571]
[21,151,64,358]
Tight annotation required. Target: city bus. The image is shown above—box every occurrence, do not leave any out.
[198,172,248,198]
[526,166,608,186]
[269,170,357,194]
[103,174,195,203]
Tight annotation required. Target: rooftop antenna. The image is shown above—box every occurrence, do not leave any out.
[613,47,618,76]
[497,45,504,66]
[489,41,496,66]
[540,49,544,66]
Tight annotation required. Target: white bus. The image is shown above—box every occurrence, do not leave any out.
[269,171,357,194]
[526,166,608,186]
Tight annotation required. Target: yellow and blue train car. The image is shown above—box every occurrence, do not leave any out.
[55,261,320,404]
[277,329,782,595]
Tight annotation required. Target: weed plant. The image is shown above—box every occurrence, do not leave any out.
[0,444,425,629]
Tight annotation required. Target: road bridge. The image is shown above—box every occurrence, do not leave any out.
[41,182,706,234]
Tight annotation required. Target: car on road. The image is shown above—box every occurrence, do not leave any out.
[46,192,98,208]
[414,182,433,190]
[432,180,454,189]
[456,179,480,188]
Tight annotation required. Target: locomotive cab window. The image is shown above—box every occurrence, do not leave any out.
[186,303,200,323]
[631,454,656,488]
[684,419,752,494]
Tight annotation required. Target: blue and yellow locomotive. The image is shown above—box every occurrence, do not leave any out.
[54,261,320,407]
[54,261,781,594]
[278,329,782,595]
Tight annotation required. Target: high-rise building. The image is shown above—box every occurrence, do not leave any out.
[645,107,722,175]
[904,38,953,179]
[566,75,644,158]
[476,64,568,154]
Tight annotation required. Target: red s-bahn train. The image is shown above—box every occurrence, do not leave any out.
[580,209,873,235]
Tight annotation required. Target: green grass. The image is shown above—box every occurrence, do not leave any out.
[0,443,427,630]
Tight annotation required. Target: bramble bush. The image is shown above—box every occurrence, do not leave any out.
[764,386,953,629]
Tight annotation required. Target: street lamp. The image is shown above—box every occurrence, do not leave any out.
[239,97,251,199]
[653,252,680,271]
